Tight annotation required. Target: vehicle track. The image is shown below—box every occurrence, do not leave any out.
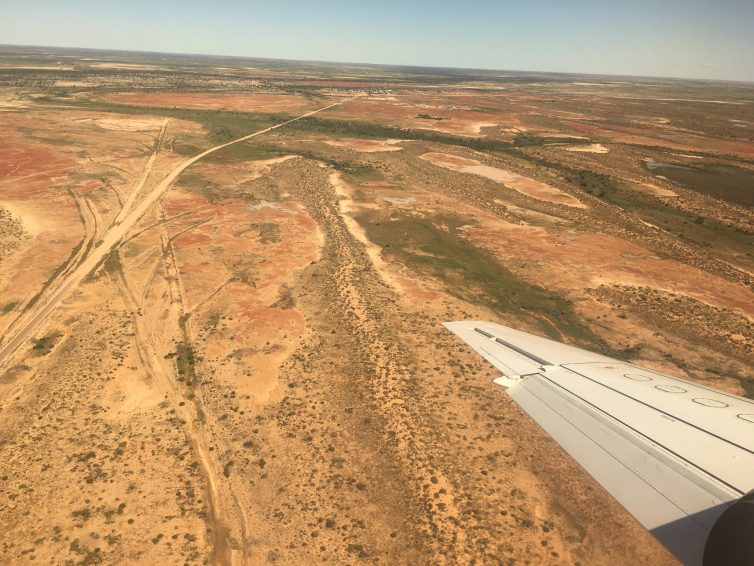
[108,254,237,564]
[0,167,73,185]
[0,98,353,566]
[0,188,94,350]
[0,132,161,355]
[154,197,253,565]
[0,98,350,373]
[112,120,168,226]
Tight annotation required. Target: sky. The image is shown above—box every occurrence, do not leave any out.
[1,0,753,81]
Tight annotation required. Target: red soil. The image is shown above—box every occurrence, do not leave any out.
[0,128,77,196]
[466,221,754,318]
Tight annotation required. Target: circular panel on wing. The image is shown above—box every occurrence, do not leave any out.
[655,384,687,393]
[692,398,729,408]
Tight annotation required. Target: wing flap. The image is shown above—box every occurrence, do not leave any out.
[443,320,615,378]
[443,321,546,377]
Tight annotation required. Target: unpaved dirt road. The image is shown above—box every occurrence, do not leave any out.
[0,98,351,372]
[111,119,168,226]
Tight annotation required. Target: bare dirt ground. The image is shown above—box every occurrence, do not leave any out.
[325,139,404,152]
[420,152,587,208]
[327,96,505,136]
[0,49,752,565]
[565,143,609,154]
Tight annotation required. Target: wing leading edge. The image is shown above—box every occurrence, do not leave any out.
[444,320,754,566]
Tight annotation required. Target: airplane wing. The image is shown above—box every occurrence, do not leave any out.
[444,320,754,566]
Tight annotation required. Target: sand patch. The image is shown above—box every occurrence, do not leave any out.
[0,96,34,112]
[420,152,587,208]
[500,201,572,224]
[101,368,163,417]
[543,133,589,140]
[565,143,609,154]
[0,201,43,236]
[383,197,416,206]
[89,62,165,71]
[671,153,704,159]
[88,116,167,132]
[630,181,678,197]
[326,139,403,152]
[417,121,498,137]
[54,81,96,88]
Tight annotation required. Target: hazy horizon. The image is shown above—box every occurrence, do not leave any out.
[2,1,753,82]
[4,42,754,85]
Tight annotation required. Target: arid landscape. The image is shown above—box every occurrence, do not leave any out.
[0,45,752,565]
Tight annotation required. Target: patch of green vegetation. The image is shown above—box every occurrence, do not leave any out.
[223,460,234,478]
[512,133,548,147]
[0,301,19,314]
[235,267,254,285]
[645,161,754,207]
[52,98,288,160]
[416,114,444,120]
[272,286,294,309]
[172,312,200,386]
[25,238,85,310]
[171,140,204,156]
[0,364,30,385]
[178,171,229,203]
[31,331,63,356]
[169,342,197,383]
[286,116,513,152]
[17,126,77,147]
[342,163,382,180]
[102,249,122,275]
[284,146,383,182]
[34,135,79,146]
[212,141,287,162]
[70,508,91,521]
[565,169,754,256]
[356,209,610,348]
[564,170,614,197]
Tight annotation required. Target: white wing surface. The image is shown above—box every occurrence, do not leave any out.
[444,320,754,566]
